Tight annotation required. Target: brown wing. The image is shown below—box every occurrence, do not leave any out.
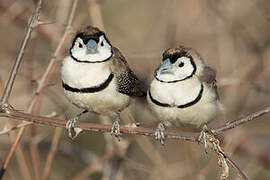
[199,66,219,99]
[110,47,146,97]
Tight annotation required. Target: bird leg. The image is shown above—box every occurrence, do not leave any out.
[111,112,121,141]
[155,122,165,145]
[66,110,88,139]
[198,124,210,153]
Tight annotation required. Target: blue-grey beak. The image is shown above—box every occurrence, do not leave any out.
[160,58,171,69]
[86,39,97,54]
[157,58,174,75]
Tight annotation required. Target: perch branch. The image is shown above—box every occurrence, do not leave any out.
[1,106,268,180]
[2,106,269,180]
[0,109,197,142]
[1,105,270,142]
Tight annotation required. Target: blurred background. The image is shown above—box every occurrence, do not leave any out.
[0,0,270,179]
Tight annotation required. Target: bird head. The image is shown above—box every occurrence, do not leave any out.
[70,26,112,63]
[155,46,204,83]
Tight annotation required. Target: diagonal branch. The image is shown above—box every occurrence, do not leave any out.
[213,105,270,134]
[0,1,43,180]
[27,0,78,178]
[0,0,42,105]
[222,153,248,180]
[0,0,79,179]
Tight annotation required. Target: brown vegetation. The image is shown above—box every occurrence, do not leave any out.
[0,0,270,179]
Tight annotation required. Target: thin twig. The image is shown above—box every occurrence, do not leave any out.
[41,127,63,180]
[3,118,33,180]
[15,143,33,180]
[205,130,248,180]
[0,112,57,136]
[0,122,31,136]
[0,1,43,179]
[222,153,248,180]
[0,127,32,180]
[0,0,42,105]
[28,0,73,177]
[29,125,41,180]
[0,0,62,46]
[28,37,41,180]
[213,105,270,134]
[0,0,79,179]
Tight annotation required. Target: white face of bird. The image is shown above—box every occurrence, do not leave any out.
[70,35,112,62]
[155,55,197,83]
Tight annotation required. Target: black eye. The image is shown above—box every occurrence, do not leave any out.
[78,43,83,48]
[101,41,104,47]
[179,62,184,67]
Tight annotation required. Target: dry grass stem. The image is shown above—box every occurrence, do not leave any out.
[41,127,63,180]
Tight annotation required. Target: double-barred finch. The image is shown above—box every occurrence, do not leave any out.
[147,46,222,145]
[61,26,145,139]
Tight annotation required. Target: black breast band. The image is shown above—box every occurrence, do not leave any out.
[148,83,204,109]
[62,73,114,93]
[70,50,113,63]
[148,91,171,107]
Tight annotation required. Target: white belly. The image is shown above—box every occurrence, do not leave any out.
[61,56,131,118]
[147,78,219,128]
[64,78,131,118]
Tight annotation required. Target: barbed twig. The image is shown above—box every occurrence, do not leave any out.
[0,0,42,105]
[0,1,43,179]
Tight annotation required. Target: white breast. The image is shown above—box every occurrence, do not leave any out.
[150,77,202,106]
[61,56,111,88]
[147,78,220,128]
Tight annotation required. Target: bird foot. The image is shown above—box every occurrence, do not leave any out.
[155,123,165,145]
[111,120,121,141]
[65,110,88,139]
[198,125,211,153]
[66,116,79,139]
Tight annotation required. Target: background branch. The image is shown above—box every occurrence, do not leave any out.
[213,105,270,134]
[0,1,43,179]
[0,0,79,179]
[0,0,42,105]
